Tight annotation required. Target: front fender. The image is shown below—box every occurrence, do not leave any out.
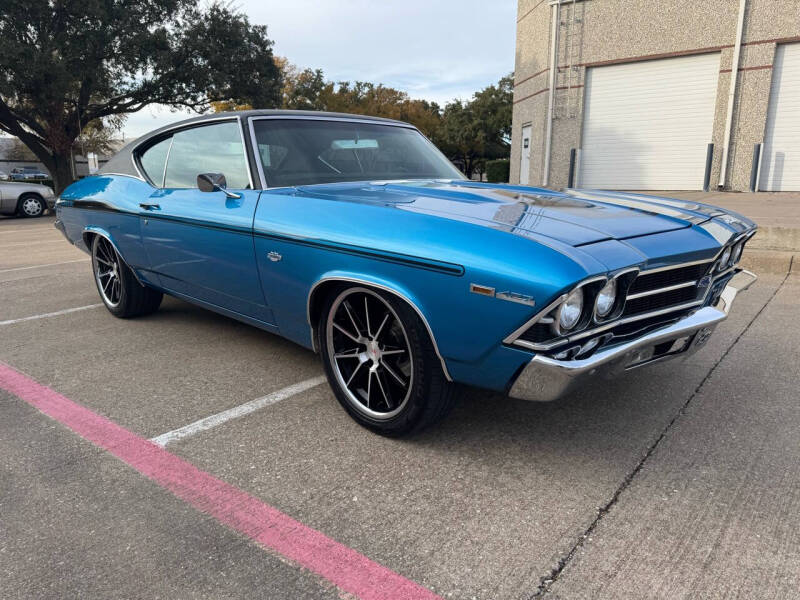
[307,270,452,380]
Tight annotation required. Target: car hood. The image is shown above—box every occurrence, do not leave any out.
[292,180,743,247]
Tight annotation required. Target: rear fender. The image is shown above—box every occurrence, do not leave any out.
[82,226,145,287]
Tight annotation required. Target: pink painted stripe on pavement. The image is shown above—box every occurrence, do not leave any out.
[0,362,441,600]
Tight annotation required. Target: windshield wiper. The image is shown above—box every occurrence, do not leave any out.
[317,156,342,174]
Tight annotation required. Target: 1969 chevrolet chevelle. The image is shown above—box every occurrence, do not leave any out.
[55,110,757,435]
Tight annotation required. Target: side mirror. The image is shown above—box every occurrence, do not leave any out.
[197,172,227,192]
[197,172,241,199]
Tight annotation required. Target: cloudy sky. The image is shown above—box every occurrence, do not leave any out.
[121,0,517,139]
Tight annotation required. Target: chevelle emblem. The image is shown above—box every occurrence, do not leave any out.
[496,291,535,307]
[470,284,535,307]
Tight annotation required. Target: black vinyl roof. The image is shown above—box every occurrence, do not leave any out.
[100,109,411,179]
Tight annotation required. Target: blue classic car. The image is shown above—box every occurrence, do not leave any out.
[55,110,757,435]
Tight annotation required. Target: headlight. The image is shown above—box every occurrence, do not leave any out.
[731,241,744,265]
[558,288,584,331]
[718,246,732,270]
[595,279,617,318]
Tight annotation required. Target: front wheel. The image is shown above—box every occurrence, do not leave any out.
[319,286,455,436]
[91,235,163,318]
[17,194,45,218]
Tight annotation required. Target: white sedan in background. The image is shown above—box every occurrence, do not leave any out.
[0,181,56,217]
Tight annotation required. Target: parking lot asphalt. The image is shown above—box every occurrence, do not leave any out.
[1,215,798,599]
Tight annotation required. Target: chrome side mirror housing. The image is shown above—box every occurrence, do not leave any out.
[197,172,241,199]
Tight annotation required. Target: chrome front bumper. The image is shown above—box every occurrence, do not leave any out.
[508,269,757,402]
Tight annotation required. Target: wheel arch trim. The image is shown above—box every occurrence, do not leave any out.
[82,226,145,287]
[307,274,453,381]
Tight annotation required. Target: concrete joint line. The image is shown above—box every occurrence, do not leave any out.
[150,376,327,447]
[529,257,794,599]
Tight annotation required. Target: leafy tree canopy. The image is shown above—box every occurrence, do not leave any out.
[271,60,444,140]
[0,0,282,192]
[229,60,514,179]
[435,73,513,178]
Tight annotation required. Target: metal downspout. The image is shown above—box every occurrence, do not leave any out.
[543,1,561,187]
[718,0,747,189]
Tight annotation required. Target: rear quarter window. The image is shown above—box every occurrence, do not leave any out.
[138,137,172,186]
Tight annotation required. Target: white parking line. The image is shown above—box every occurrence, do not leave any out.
[0,239,65,248]
[0,259,87,273]
[0,304,103,326]
[150,376,328,447]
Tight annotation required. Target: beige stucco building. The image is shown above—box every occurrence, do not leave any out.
[511,0,800,191]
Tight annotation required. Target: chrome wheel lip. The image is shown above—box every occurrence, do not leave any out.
[94,238,122,307]
[21,197,43,216]
[326,287,413,420]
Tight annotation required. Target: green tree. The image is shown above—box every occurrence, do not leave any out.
[437,74,513,179]
[282,66,330,111]
[73,115,125,157]
[0,0,282,193]
[274,61,443,139]
[437,100,483,179]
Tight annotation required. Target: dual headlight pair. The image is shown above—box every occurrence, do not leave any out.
[718,240,744,272]
[556,279,617,331]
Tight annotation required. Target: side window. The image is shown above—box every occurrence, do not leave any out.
[164,121,250,189]
[138,137,172,186]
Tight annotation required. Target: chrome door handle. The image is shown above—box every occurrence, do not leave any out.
[139,202,161,211]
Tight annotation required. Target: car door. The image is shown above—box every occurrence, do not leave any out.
[136,120,274,324]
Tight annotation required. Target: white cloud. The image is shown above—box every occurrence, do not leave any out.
[121,1,516,138]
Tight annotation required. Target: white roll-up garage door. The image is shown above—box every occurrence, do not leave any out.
[760,43,800,191]
[579,53,720,190]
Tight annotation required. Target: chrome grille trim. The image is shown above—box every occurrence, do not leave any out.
[619,300,704,325]
[626,280,698,300]
[637,257,715,274]
[513,298,709,352]
[508,260,737,352]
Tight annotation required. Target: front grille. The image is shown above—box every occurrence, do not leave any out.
[628,263,710,295]
[513,259,716,351]
[622,284,700,316]
[609,314,684,341]
[518,322,554,344]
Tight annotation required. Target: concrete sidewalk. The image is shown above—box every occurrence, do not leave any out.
[650,191,800,253]
[637,191,799,275]
[547,268,800,600]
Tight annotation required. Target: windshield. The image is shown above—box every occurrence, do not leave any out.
[251,119,464,188]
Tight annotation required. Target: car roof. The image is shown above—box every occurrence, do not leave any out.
[137,109,410,143]
[100,109,415,181]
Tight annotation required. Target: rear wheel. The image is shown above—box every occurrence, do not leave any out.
[319,286,455,436]
[91,235,162,318]
[17,194,45,218]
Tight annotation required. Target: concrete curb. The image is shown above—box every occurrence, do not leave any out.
[740,249,797,275]
[747,227,800,253]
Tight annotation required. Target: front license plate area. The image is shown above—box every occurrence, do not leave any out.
[624,327,713,370]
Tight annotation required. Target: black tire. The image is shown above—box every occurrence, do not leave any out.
[17,194,45,218]
[319,285,455,436]
[91,235,163,318]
